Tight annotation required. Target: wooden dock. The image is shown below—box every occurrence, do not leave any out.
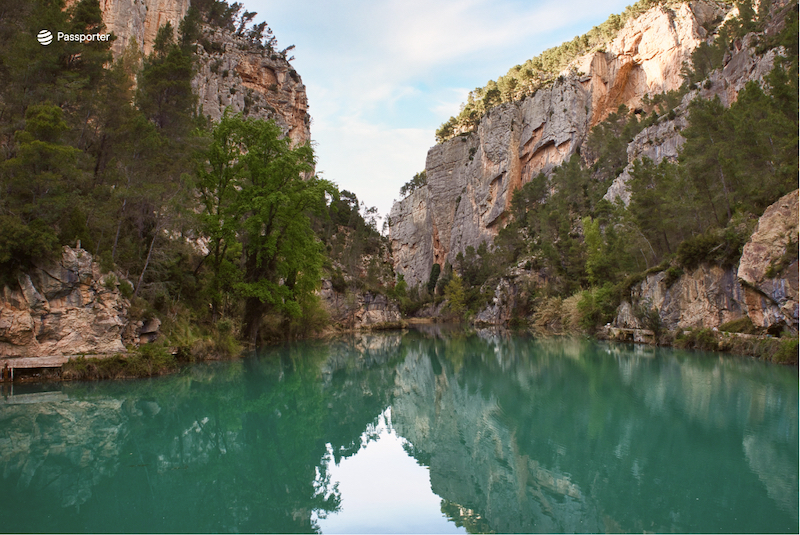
[1,356,70,382]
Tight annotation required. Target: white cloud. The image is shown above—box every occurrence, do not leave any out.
[245,0,634,217]
[312,113,431,217]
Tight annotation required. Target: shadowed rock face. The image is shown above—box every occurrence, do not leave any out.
[389,2,726,286]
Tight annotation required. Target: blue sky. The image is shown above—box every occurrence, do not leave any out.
[246,0,633,221]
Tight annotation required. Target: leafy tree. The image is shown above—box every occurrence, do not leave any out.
[195,113,335,344]
[444,274,466,319]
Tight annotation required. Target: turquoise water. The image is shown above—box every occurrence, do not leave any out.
[0,328,797,533]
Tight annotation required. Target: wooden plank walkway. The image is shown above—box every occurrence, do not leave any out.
[1,356,69,382]
[1,356,70,369]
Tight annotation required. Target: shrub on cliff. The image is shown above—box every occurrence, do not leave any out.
[399,171,427,197]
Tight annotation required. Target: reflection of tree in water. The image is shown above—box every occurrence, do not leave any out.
[0,331,796,533]
[0,334,406,533]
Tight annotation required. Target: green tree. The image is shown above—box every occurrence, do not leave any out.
[195,114,335,344]
[194,112,246,319]
[137,23,195,133]
[444,274,466,319]
[427,263,441,295]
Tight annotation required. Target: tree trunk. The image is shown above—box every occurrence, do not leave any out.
[243,297,267,347]
[134,226,158,298]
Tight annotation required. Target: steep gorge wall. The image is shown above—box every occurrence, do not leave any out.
[389,1,729,287]
[97,0,311,145]
[99,0,191,56]
[613,190,799,333]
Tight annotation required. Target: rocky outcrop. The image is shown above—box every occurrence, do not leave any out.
[390,1,728,286]
[0,247,139,359]
[474,278,521,325]
[613,265,748,331]
[613,190,799,334]
[97,0,311,146]
[604,107,689,205]
[737,189,799,330]
[192,30,311,146]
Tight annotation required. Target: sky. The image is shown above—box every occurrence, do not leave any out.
[245,0,634,222]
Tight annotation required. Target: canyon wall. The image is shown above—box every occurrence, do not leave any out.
[613,190,799,333]
[390,1,729,287]
[99,0,191,56]
[97,0,311,145]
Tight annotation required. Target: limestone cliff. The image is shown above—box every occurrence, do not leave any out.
[97,0,311,145]
[612,190,799,333]
[191,29,311,146]
[0,247,139,359]
[389,1,728,286]
[98,0,191,57]
[604,22,786,205]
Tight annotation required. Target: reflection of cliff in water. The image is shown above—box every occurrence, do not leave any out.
[0,390,126,510]
[389,333,798,533]
[0,334,406,533]
[0,331,796,533]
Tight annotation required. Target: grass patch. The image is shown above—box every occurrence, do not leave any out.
[772,338,799,364]
[675,328,718,351]
[63,344,178,381]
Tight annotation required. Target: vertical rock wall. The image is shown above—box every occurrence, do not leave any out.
[99,0,191,56]
[97,0,311,145]
[389,1,727,287]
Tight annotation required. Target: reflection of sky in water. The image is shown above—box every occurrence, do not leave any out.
[315,408,465,534]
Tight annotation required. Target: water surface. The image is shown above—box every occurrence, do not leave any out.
[0,328,797,533]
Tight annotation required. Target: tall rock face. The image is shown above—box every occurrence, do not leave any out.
[97,0,311,145]
[389,1,727,286]
[98,0,191,57]
[604,18,786,205]
[191,30,311,146]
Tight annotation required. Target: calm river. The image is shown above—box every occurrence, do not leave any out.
[0,327,797,533]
